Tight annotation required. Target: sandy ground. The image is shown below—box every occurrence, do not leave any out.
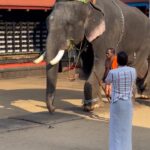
[0,73,150,129]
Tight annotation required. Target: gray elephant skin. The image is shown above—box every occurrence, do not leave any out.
[43,0,150,112]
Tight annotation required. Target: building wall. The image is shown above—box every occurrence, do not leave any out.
[0,10,50,64]
[0,0,149,64]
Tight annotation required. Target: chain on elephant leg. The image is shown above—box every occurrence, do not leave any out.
[140,85,150,99]
[83,78,102,111]
[83,97,101,112]
[136,77,149,99]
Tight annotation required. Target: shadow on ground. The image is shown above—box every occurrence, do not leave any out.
[135,98,150,106]
[0,110,150,150]
[0,87,103,118]
[0,88,82,113]
[0,87,110,132]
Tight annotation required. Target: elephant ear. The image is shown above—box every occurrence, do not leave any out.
[85,3,105,42]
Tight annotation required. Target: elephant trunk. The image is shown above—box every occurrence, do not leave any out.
[46,52,60,113]
[46,66,58,113]
[46,50,65,113]
[45,34,68,112]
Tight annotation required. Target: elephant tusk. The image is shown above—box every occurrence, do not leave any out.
[50,50,65,65]
[33,52,46,64]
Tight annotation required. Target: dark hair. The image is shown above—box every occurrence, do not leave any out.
[117,51,128,66]
[106,48,115,54]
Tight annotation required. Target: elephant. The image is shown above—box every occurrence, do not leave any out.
[34,0,150,112]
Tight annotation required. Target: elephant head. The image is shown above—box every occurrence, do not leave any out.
[41,0,106,112]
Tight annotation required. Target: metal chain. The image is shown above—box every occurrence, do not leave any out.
[68,41,84,80]
[112,0,125,51]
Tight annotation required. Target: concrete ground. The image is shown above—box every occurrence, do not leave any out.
[0,73,150,150]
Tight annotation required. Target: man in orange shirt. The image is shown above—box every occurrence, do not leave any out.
[102,48,118,82]
[102,48,118,97]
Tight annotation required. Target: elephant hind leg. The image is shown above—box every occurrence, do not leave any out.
[139,73,150,98]
[136,77,147,94]
[136,56,150,98]
[136,55,150,95]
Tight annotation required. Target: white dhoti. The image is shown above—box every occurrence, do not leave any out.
[109,99,133,150]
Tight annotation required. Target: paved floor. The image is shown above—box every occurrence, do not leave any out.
[0,73,150,150]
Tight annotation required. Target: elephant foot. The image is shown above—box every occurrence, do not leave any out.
[140,94,150,99]
[46,98,55,113]
[83,98,100,112]
[47,105,55,113]
[83,103,100,112]
[138,88,150,99]
[83,105,94,112]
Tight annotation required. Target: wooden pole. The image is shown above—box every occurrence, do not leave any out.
[93,71,110,103]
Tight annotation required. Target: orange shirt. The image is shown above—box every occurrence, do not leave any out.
[111,55,118,69]
[105,55,118,97]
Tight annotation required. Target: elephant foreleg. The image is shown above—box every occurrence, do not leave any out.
[83,65,103,111]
